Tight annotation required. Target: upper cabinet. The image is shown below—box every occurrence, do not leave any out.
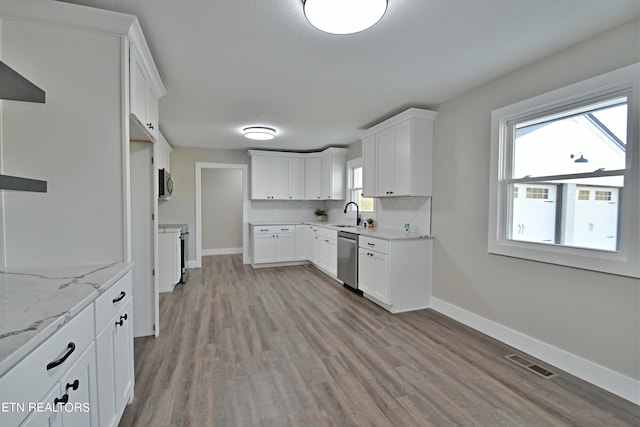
[130,45,160,141]
[321,148,347,200]
[360,108,437,198]
[156,132,173,173]
[249,148,347,201]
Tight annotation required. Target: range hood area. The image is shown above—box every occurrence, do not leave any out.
[0,60,47,192]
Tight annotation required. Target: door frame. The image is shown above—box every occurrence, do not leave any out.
[194,162,249,267]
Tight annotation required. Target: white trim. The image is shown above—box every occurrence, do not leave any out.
[488,63,640,278]
[195,162,249,269]
[202,247,243,256]
[430,297,640,405]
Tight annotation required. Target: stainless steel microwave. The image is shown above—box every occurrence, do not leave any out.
[158,168,173,200]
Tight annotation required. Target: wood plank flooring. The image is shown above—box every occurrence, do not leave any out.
[120,255,640,426]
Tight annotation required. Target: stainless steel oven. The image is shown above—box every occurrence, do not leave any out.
[337,231,361,294]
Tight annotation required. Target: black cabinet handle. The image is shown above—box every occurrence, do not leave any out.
[66,379,79,391]
[54,394,69,405]
[367,243,375,246]
[112,291,126,303]
[120,314,128,321]
[46,342,76,370]
[116,318,124,327]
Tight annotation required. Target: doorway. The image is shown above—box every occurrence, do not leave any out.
[194,162,249,267]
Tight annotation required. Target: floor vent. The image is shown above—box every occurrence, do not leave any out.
[505,354,556,379]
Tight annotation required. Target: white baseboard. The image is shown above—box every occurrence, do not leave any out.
[202,247,243,256]
[430,297,640,405]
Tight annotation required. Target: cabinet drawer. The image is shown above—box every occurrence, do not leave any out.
[359,236,389,254]
[95,271,133,332]
[273,225,295,233]
[318,227,337,239]
[0,303,94,427]
[253,226,275,234]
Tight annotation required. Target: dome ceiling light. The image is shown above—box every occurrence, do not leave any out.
[243,126,276,140]
[303,0,387,35]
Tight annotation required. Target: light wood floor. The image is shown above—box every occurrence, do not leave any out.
[120,255,639,426]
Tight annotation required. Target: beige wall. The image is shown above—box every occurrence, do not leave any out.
[431,20,640,381]
[158,147,248,258]
[201,168,243,251]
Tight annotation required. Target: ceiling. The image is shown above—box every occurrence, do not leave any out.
[58,0,639,151]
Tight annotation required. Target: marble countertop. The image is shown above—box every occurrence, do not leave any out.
[249,221,433,240]
[0,262,132,377]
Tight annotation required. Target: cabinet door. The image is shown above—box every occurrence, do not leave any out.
[253,233,275,263]
[275,233,296,262]
[321,152,332,200]
[251,156,271,199]
[326,238,337,276]
[113,299,134,417]
[96,326,117,427]
[20,383,63,427]
[145,83,159,139]
[362,136,376,198]
[305,157,322,200]
[358,249,389,303]
[309,228,319,264]
[393,122,411,196]
[269,157,288,199]
[295,225,308,260]
[61,342,99,427]
[287,157,306,200]
[130,47,146,127]
[376,128,395,196]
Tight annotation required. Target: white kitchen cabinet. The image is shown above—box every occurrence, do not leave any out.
[156,132,173,173]
[316,227,337,276]
[287,157,306,200]
[95,272,134,427]
[252,225,296,264]
[295,225,309,260]
[0,305,96,427]
[360,108,437,198]
[305,156,322,200]
[130,45,159,141]
[358,236,431,313]
[250,155,288,200]
[358,247,389,303]
[158,229,181,293]
[321,148,347,200]
[309,225,319,264]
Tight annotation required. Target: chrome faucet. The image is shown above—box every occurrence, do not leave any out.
[343,202,361,226]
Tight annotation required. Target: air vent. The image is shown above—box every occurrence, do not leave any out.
[505,354,556,379]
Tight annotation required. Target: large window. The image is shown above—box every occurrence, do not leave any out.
[488,64,639,278]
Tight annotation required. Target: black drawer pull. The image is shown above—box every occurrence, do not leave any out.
[120,314,128,321]
[112,291,126,303]
[54,394,69,405]
[46,342,76,370]
[367,242,375,246]
[116,319,124,327]
[66,379,79,391]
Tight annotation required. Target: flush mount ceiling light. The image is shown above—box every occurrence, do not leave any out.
[303,0,387,35]
[243,126,276,140]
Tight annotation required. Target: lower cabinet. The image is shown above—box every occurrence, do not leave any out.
[0,271,134,427]
[252,225,296,264]
[358,236,431,313]
[316,228,337,276]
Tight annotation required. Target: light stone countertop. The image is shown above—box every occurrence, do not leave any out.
[249,221,433,240]
[0,262,132,377]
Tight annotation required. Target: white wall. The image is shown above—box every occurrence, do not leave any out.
[201,168,242,253]
[1,17,125,267]
[158,147,249,260]
[431,19,639,391]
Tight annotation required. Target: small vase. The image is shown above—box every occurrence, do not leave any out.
[316,215,328,222]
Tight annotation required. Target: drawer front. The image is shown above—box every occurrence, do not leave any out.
[318,227,337,239]
[274,225,295,233]
[95,271,133,332]
[253,225,275,235]
[0,303,95,426]
[359,236,389,254]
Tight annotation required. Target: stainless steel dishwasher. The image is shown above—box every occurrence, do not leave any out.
[337,231,362,295]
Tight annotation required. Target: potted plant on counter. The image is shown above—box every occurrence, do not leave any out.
[314,209,328,222]
[366,218,375,228]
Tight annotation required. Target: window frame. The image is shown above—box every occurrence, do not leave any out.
[488,63,639,278]
[346,158,375,217]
